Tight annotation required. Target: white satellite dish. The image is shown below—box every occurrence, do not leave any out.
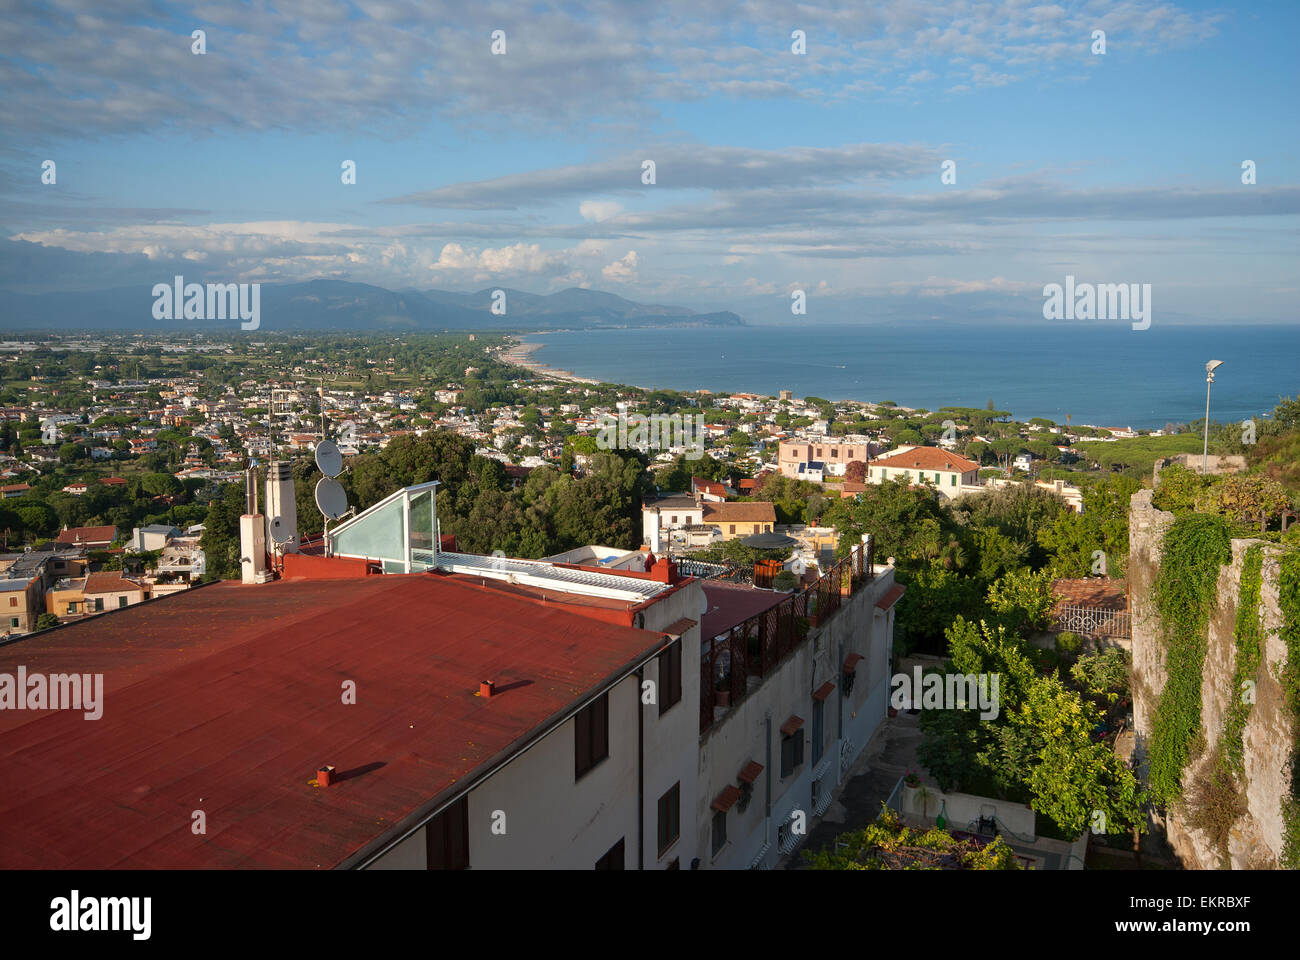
[314,439,343,478]
[269,515,293,545]
[315,477,348,520]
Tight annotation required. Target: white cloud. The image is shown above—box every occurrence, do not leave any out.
[601,250,639,283]
[579,200,623,222]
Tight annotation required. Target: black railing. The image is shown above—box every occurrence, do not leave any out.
[700,539,873,734]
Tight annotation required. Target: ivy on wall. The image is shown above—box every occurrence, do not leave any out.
[1148,514,1233,806]
[1222,546,1265,778]
[1278,549,1300,870]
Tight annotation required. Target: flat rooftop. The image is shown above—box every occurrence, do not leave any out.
[0,574,669,868]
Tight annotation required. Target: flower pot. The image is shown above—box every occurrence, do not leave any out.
[716,690,731,707]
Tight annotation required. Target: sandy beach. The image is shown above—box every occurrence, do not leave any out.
[501,338,602,385]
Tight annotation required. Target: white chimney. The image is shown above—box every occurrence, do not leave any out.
[264,461,299,554]
[650,506,662,554]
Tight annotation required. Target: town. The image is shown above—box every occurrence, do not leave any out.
[2,330,1296,875]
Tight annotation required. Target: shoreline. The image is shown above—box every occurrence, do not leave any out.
[502,332,1287,432]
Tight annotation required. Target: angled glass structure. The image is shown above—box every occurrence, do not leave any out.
[327,480,439,573]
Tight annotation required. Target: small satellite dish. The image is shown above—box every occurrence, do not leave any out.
[315,477,348,520]
[314,439,343,478]
[269,516,293,545]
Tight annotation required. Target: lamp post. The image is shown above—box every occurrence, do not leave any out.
[1202,360,1224,474]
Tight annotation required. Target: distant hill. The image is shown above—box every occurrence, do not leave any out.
[0,279,744,331]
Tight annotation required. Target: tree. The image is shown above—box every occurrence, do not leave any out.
[802,807,1021,870]
[34,612,61,631]
[986,567,1055,637]
[844,460,867,483]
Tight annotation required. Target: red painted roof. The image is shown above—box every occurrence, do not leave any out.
[876,584,906,611]
[0,574,668,869]
[701,581,785,641]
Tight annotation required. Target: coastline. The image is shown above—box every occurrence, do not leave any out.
[500,338,604,386]
[501,326,1295,431]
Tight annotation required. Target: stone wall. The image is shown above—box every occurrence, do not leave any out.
[1129,489,1294,868]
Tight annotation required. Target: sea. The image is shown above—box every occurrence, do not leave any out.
[525,322,1299,430]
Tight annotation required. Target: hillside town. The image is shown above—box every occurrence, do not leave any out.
[0,332,1145,637]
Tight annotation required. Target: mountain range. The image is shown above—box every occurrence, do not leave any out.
[0,279,744,332]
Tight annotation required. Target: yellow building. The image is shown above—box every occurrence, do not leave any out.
[700,502,777,541]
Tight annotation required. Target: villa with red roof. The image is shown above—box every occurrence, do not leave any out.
[867,446,981,498]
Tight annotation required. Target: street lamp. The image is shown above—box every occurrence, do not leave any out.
[1203,360,1224,474]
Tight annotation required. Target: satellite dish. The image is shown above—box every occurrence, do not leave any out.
[314,477,348,520]
[269,516,293,545]
[314,439,343,478]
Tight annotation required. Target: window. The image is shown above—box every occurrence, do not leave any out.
[951,474,957,486]
[780,730,804,778]
[9,618,17,629]
[671,515,678,524]
[712,810,728,856]
[812,699,824,765]
[574,692,610,780]
[67,603,77,614]
[426,795,469,870]
[8,597,14,607]
[118,596,128,608]
[729,524,735,534]
[595,838,625,870]
[658,639,682,715]
[657,782,680,855]
[94,598,104,612]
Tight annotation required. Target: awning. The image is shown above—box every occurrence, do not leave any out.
[813,681,835,702]
[738,760,764,784]
[780,715,804,737]
[843,653,863,672]
[712,785,742,812]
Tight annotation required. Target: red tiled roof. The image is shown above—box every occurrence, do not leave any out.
[712,785,742,812]
[83,571,144,595]
[55,525,116,545]
[0,574,667,869]
[738,760,763,783]
[701,501,776,524]
[871,447,979,473]
[1051,578,1127,611]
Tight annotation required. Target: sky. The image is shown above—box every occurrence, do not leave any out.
[1,0,1297,325]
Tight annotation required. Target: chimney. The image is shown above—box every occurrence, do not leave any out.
[650,506,662,554]
[317,764,336,787]
[650,556,677,584]
[479,680,496,698]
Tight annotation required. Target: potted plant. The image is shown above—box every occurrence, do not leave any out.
[903,770,921,788]
[715,675,731,707]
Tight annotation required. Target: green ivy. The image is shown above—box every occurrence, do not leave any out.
[1222,546,1265,778]
[1278,549,1300,870]
[1148,514,1233,806]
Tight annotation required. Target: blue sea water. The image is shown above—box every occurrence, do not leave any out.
[526,323,1299,430]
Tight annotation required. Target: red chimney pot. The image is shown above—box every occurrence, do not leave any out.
[317,764,336,787]
[480,680,496,698]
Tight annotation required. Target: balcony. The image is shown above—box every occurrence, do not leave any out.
[700,538,874,734]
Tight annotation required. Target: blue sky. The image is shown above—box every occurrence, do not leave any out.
[1,0,1296,324]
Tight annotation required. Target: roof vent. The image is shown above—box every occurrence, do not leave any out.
[479,680,496,698]
[317,764,336,787]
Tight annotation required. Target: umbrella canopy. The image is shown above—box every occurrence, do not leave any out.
[741,531,798,550]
